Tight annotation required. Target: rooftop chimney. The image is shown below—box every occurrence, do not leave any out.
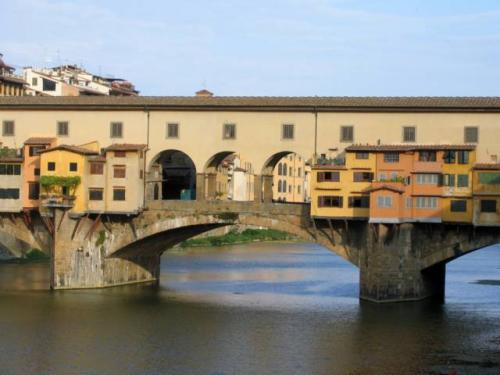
[195,89,214,97]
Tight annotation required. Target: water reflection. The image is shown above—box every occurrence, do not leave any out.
[0,242,498,374]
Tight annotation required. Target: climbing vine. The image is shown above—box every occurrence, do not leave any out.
[40,176,81,196]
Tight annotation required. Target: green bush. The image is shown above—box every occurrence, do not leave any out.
[180,228,295,248]
[25,249,49,261]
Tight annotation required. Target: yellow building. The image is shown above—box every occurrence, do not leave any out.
[0,53,26,97]
[472,163,500,226]
[441,147,476,223]
[310,150,375,219]
[39,143,100,215]
[273,153,307,203]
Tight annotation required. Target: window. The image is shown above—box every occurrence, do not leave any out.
[353,172,374,182]
[297,185,301,194]
[34,168,40,176]
[403,126,416,142]
[457,174,469,188]
[28,183,40,200]
[88,188,103,201]
[113,165,126,178]
[90,163,104,175]
[167,123,179,138]
[450,200,467,212]
[384,152,399,163]
[317,171,340,182]
[42,78,56,91]
[416,174,439,185]
[57,121,69,136]
[223,123,236,139]
[480,200,496,213]
[282,124,294,139]
[464,126,478,143]
[47,162,56,171]
[0,164,21,175]
[277,180,282,193]
[479,172,500,185]
[2,121,14,136]
[356,152,369,160]
[113,188,126,201]
[114,151,126,158]
[288,185,292,193]
[289,167,292,176]
[443,151,456,164]
[318,196,343,208]
[32,77,38,86]
[457,151,469,164]
[277,163,283,175]
[0,188,20,200]
[416,197,438,209]
[348,196,370,208]
[283,165,287,176]
[377,196,392,208]
[69,162,78,172]
[110,122,123,138]
[419,151,436,162]
[442,174,455,187]
[340,126,354,142]
[29,146,45,156]
[283,180,287,192]
[298,168,301,177]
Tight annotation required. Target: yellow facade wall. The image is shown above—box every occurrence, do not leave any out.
[40,150,88,214]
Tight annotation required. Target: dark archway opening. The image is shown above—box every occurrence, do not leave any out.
[151,150,196,200]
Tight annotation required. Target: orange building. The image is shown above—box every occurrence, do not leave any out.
[22,137,57,210]
[345,145,475,224]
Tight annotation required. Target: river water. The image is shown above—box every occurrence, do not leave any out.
[0,242,499,375]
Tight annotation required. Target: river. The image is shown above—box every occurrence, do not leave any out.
[0,242,499,375]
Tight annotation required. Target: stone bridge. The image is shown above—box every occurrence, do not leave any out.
[1,201,499,302]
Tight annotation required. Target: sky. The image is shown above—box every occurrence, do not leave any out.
[2,0,500,96]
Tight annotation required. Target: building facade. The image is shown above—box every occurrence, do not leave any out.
[273,153,307,203]
[0,53,26,96]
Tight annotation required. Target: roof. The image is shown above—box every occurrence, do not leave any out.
[0,157,23,163]
[88,155,106,162]
[364,184,405,194]
[473,163,500,170]
[24,137,56,145]
[346,144,476,152]
[2,96,500,112]
[104,143,147,152]
[39,144,99,156]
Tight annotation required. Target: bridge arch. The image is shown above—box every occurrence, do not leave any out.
[147,149,197,201]
[259,151,310,204]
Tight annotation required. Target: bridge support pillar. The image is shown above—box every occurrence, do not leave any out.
[51,208,160,289]
[196,173,206,201]
[262,174,274,203]
[360,223,445,303]
[206,173,217,200]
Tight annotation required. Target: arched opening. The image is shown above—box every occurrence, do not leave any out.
[149,150,196,200]
[203,151,255,201]
[261,151,311,204]
[445,243,500,303]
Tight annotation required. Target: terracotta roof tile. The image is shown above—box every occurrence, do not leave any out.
[2,96,500,112]
[473,163,500,170]
[364,184,405,194]
[104,143,147,152]
[40,144,99,156]
[24,137,57,145]
[346,144,476,152]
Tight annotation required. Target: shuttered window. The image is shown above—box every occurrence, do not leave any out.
[57,121,69,136]
[403,126,416,142]
[223,124,236,139]
[340,126,354,142]
[167,123,179,138]
[317,171,340,182]
[282,124,294,139]
[110,122,123,138]
[113,165,126,178]
[318,196,343,208]
[90,163,104,175]
[450,200,467,212]
[2,121,14,136]
[464,126,478,143]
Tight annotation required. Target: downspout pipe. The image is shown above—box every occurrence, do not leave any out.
[143,106,150,209]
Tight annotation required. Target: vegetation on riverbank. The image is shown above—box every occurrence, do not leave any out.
[179,228,297,248]
[0,249,49,264]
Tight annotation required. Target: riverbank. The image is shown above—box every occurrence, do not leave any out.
[178,228,297,248]
[0,249,49,264]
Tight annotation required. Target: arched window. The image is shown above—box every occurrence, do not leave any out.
[278,163,282,176]
[278,180,282,193]
[283,164,287,176]
[283,180,287,192]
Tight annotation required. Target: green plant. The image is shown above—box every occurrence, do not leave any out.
[40,176,81,196]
